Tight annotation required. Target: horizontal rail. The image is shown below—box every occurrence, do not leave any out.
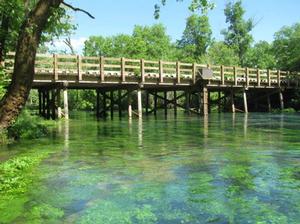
[3,52,300,88]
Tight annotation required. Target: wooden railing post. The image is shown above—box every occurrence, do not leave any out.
[267,69,271,86]
[100,56,104,82]
[53,54,58,81]
[77,55,82,81]
[159,60,163,83]
[256,68,260,87]
[121,57,125,82]
[176,61,181,84]
[277,70,281,87]
[245,67,249,86]
[233,66,237,86]
[192,63,196,84]
[221,65,225,85]
[141,59,145,83]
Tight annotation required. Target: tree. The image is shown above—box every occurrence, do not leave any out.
[0,0,75,61]
[273,23,300,71]
[84,24,174,60]
[222,0,253,66]
[244,41,276,69]
[178,14,212,62]
[204,41,239,66]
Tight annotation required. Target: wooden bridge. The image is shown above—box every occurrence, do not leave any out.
[4,52,300,119]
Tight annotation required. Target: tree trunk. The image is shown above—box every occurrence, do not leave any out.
[0,0,63,129]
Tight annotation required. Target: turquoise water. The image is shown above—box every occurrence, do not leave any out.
[1,112,300,223]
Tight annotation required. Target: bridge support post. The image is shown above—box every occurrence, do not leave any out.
[145,91,149,115]
[174,91,177,116]
[154,91,157,116]
[51,89,56,120]
[243,89,248,113]
[164,91,168,116]
[96,89,100,118]
[128,90,132,119]
[137,89,142,118]
[203,87,208,116]
[63,88,69,119]
[267,93,272,112]
[218,91,221,113]
[208,91,211,113]
[110,91,114,119]
[42,90,46,118]
[118,90,122,118]
[38,89,42,116]
[279,90,284,110]
[57,88,62,119]
[231,89,235,113]
[46,90,50,120]
[185,91,190,114]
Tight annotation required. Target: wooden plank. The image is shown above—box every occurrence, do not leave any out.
[100,56,104,82]
[221,65,225,85]
[246,67,249,86]
[159,60,164,83]
[176,61,181,84]
[81,63,100,67]
[234,66,237,86]
[103,64,121,68]
[53,54,58,81]
[121,57,125,82]
[277,70,281,87]
[257,69,260,86]
[77,55,82,81]
[141,59,145,83]
[267,69,271,86]
[180,68,192,72]
[144,66,159,70]
[192,63,196,84]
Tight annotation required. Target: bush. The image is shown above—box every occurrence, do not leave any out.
[7,110,49,140]
[0,129,9,145]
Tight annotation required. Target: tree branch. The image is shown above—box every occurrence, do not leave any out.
[62,1,95,19]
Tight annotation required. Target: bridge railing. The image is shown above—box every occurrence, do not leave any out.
[3,52,300,87]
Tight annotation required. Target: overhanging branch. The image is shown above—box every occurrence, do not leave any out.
[62,1,95,19]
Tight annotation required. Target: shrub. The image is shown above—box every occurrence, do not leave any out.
[7,110,49,140]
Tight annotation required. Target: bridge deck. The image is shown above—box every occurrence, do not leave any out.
[4,52,300,90]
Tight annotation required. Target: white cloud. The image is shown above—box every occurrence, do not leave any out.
[48,37,87,54]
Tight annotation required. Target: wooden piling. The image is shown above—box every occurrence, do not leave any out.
[128,90,132,119]
[118,90,122,117]
[279,90,284,110]
[154,91,158,116]
[174,91,177,116]
[231,89,235,113]
[267,93,272,112]
[243,89,248,113]
[57,88,62,119]
[137,89,142,118]
[110,91,114,118]
[96,89,100,117]
[164,91,168,116]
[63,88,69,119]
[203,87,208,116]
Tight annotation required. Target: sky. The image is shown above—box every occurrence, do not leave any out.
[54,0,300,53]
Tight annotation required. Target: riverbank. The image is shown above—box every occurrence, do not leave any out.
[0,110,55,146]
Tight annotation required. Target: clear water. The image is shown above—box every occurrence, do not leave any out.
[1,112,300,223]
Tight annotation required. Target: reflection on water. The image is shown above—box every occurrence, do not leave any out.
[1,112,300,223]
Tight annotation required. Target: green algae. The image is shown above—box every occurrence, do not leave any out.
[0,112,300,223]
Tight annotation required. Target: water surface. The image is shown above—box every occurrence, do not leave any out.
[1,112,300,223]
